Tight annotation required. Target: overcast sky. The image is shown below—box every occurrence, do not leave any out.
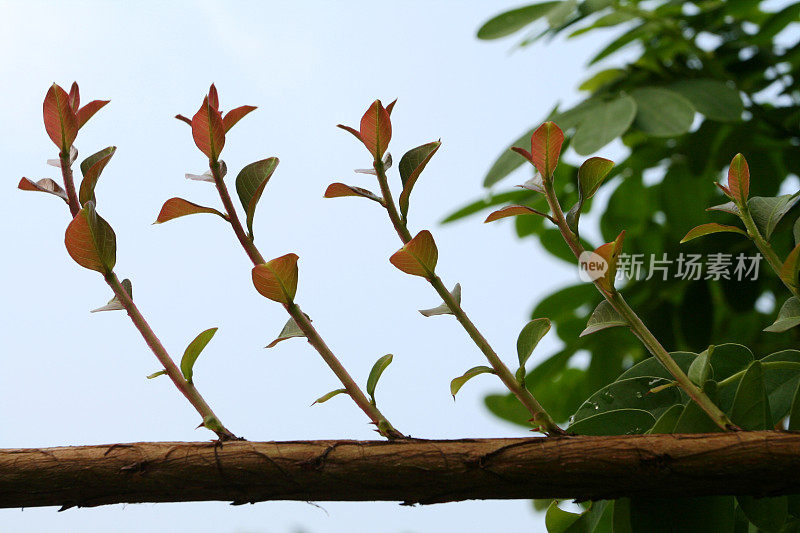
[0,1,612,531]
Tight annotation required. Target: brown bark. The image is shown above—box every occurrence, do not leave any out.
[2,432,800,509]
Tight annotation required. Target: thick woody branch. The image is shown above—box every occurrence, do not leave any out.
[2,432,800,509]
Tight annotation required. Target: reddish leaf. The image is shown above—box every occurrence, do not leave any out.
[155,198,227,224]
[389,230,438,277]
[716,182,732,199]
[593,231,625,292]
[78,146,117,206]
[336,124,363,143]
[191,96,225,160]
[510,146,534,163]
[252,253,299,304]
[43,83,78,150]
[323,183,384,205]
[68,82,80,111]
[780,243,800,288]
[485,204,550,223]
[18,177,68,202]
[359,100,392,159]
[76,100,110,130]
[386,99,397,116]
[223,105,257,132]
[208,83,219,110]
[175,114,192,126]
[64,202,116,274]
[727,153,750,204]
[680,223,747,243]
[529,122,564,179]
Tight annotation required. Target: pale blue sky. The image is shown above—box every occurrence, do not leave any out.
[0,1,611,531]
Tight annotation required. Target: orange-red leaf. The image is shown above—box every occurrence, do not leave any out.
[323,183,384,204]
[155,198,227,224]
[680,223,746,243]
[208,83,219,110]
[18,177,68,202]
[252,253,299,304]
[727,153,750,204]
[593,231,625,292]
[386,99,397,116]
[43,83,78,150]
[223,105,257,132]
[530,122,564,179]
[76,100,109,130]
[485,204,549,223]
[360,100,392,159]
[68,82,80,111]
[192,96,226,160]
[780,243,800,288]
[64,202,116,274]
[389,230,438,277]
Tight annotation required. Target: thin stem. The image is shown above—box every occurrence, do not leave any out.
[106,272,236,440]
[373,160,564,435]
[209,160,265,265]
[738,202,800,299]
[717,360,800,388]
[56,151,236,440]
[540,175,737,431]
[60,149,81,218]
[208,159,403,439]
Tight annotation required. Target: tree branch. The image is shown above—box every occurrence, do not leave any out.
[3,432,800,509]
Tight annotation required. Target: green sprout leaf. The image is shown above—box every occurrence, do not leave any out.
[235,157,279,237]
[78,146,116,206]
[366,354,393,404]
[64,201,117,274]
[180,327,218,384]
[398,140,441,221]
[580,300,626,337]
[146,370,166,380]
[450,366,496,398]
[517,318,551,369]
[419,283,460,317]
[312,388,349,406]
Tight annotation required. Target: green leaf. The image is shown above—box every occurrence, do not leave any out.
[737,495,788,533]
[312,388,348,406]
[572,377,681,423]
[568,408,656,435]
[78,146,116,206]
[709,344,754,382]
[577,157,615,201]
[577,68,627,91]
[485,392,532,428]
[419,283,460,317]
[619,351,695,380]
[545,500,581,532]
[146,370,166,380]
[398,141,441,221]
[761,350,800,422]
[64,201,117,274]
[765,297,800,333]
[180,327,218,384]
[669,79,744,122]
[794,217,800,246]
[747,192,800,240]
[674,381,724,433]
[580,300,626,336]
[687,347,712,386]
[266,316,306,348]
[647,404,683,434]
[477,2,560,39]
[730,361,771,430]
[631,88,695,137]
[680,223,746,243]
[443,190,533,222]
[517,318,551,368]
[570,95,637,155]
[366,354,393,403]
[450,366,495,398]
[235,157,279,237]
[790,380,800,431]
[629,496,735,533]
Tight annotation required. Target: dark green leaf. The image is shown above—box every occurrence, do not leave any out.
[761,350,800,422]
[674,381,724,433]
[631,88,695,137]
[619,352,695,380]
[477,2,560,39]
[647,403,683,434]
[670,79,743,122]
[572,377,681,423]
[765,297,800,333]
[737,495,788,533]
[570,95,637,155]
[748,192,800,240]
[568,408,655,435]
[180,327,218,384]
[517,318,551,368]
[730,360,771,430]
[687,347,712,386]
[78,146,116,206]
[235,157,279,237]
[629,496,734,533]
[398,141,440,220]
